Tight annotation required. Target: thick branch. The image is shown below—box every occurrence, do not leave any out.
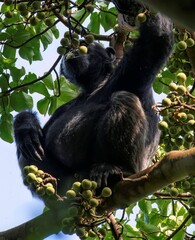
[138,0,195,30]
[100,147,195,212]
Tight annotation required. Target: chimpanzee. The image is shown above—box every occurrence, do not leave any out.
[14,0,173,196]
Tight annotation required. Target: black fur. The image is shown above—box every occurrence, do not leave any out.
[14,5,173,195]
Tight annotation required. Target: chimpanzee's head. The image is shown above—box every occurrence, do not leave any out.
[60,42,115,92]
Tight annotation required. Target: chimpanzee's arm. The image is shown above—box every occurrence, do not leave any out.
[111,1,174,95]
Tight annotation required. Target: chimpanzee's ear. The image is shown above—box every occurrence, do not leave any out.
[106,47,116,62]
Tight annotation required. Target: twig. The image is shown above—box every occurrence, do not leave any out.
[165,215,191,240]
[3,20,60,49]
[106,213,123,240]
[0,55,62,97]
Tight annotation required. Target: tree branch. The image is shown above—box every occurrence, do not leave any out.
[0,55,62,97]
[52,8,112,42]
[100,147,195,213]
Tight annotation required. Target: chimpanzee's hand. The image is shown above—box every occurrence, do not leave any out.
[14,111,44,161]
[90,163,123,188]
[112,0,145,16]
[112,0,147,28]
[16,128,44,161]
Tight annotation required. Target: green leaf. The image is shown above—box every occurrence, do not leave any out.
[51,25,60,39]
[0,96,9,113]
[161,70,175,79]
[2,56,16,69]
[0,113,13,143]
[48,96,57,115]
[149,208,162,226]
[162,77,172,85]
[58,78,79,103]
[19,46,34,63]
[10,66,26,82]
[4,24,32,47]
[18,37,42,63]
[31,38,42,61]
[0,32,10,41]
[10,91,33,111]
[76,0,84,4]
[186,75,194,87]
[124,225,140,237]
[126,202,136,217]
[136,219,160,237]
[3,12,20,25]
[72,8,89,25]
[0,74,9,91]
[100,7,117,32]
[156,199,170,216]
[88,12,100,34]
[3,44,16,59]
[138,199,152,215]
[40,30,53,51]
[172,230,185,240]
[177,205,187,217]
[29,82,50,97]
[1,3,10,13]
[166,215,177,227]
[56,98,66,109]
[42,74,54,90]
[37,97,50,115]
[35,23,53,51]
[72,8,85,20]
[98,1,108,8]
[23,73,37,84]
[13,28,32,46]
[153,78,165,94]
[33,49,43,61]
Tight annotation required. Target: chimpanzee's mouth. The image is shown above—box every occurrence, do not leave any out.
[65,41,89,60]
[65,50,81,60]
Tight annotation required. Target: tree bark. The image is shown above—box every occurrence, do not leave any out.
[99,147,195,212]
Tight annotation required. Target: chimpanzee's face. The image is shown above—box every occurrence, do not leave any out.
[61,42,115,89]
